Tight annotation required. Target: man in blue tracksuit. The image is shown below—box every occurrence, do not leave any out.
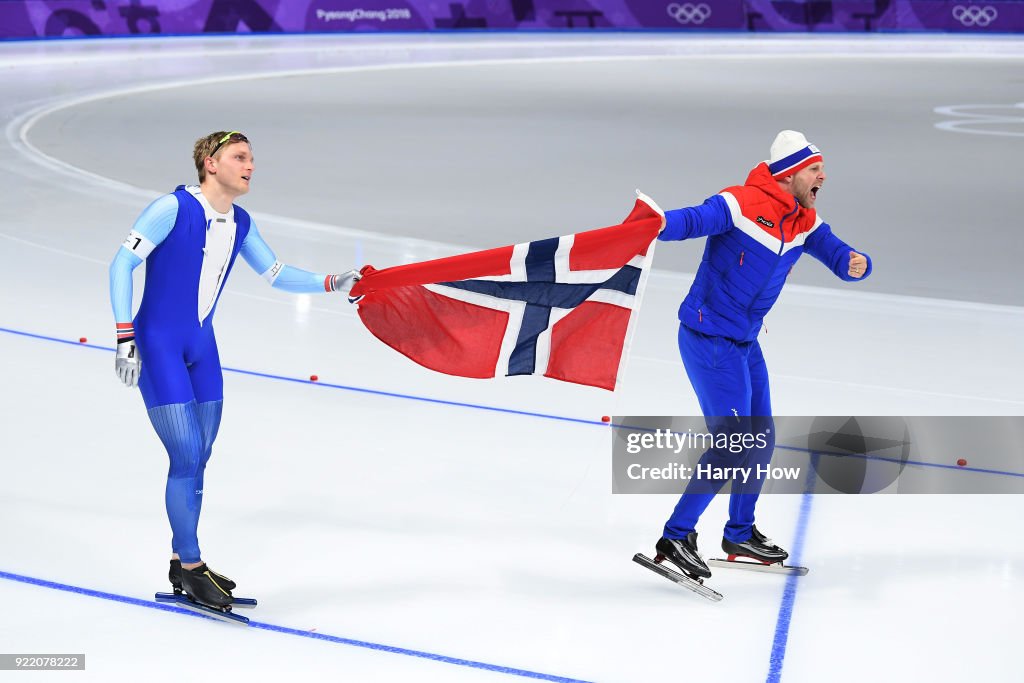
[109,131,358,608]
[652,131,872,579]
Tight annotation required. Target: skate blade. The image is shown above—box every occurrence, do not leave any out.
[707,558,809,576]
[158,591,256,608]
[633,554,723,602]
[228,597,257,609]
[154,592,250,625]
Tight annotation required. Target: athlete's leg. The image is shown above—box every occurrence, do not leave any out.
[138,334,206,564]
[147,401,205,563]
[725,340,774,543]
[184,330,225,559]
[194,401,222,490]
[663,325,753,539]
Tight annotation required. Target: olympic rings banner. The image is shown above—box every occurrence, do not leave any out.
[1,0,1023,39]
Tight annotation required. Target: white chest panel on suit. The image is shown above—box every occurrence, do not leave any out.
[186,185,236,324]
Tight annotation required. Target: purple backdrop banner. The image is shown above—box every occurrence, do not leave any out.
[1,0,1022,39]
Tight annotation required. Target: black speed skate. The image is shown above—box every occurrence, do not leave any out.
[656,533,711,579]
[169,559,182,593]
[633,533,722,601]
[721,526,789,564]
[156,563,257,625]
[181,563,234,608]
[708,526,809,576]
[168,559,236,594]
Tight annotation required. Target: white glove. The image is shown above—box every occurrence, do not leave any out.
[115,339,141,388]
[327,269,363,303]
[327,269,360,295]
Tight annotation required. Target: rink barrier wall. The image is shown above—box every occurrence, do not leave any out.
[2,1,1024,40]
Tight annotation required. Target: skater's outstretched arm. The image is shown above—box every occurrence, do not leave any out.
[238,220,358,295]
[658,195,733,242]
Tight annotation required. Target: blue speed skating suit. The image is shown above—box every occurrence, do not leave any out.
[109,185,333,562]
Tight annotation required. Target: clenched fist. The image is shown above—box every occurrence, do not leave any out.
[848,252,868,279]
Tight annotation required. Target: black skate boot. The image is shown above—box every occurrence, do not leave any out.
[169,559,183,594]
[722,526,789,565]
[180,563,234,609]
[170,560,236,594]
[655,533,711,579]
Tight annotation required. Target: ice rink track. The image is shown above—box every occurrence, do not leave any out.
[1,33,1022,682]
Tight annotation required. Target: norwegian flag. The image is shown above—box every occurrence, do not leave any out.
[348,192,664,391]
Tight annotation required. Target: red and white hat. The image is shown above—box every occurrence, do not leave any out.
[768,130,822,179]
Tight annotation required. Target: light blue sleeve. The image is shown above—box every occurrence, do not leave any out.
[239,220,330,294]
[109,194,178,323]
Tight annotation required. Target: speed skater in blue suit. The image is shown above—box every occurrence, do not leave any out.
[108,131,359,608]
[650,130,872,580]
